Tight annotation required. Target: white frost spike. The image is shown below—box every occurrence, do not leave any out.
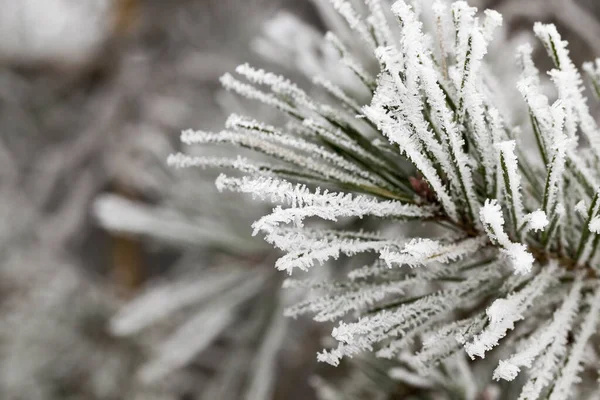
[543,104,570,216]
[313,76,362,112]
[167,153,262,174]
[516,44,540,87]
[275,235,390,274]
[589,216,600,233]
[465,264,556,359]
[482,9,502,43]
[329,0,377,49]
[516,73,552,160]
[236,63,308,102]
[220,73,298,116]
[302,118,390,172]
[502,243,535,275]
[318,291,455,366]
[181,129,374,187]
[411,314,486,370]
[284,278,414,322]
[526,210,549,232]
[494,275,582,382]
[496,140,524,228]
[380,236,487,268]
[480,199,510,245]
[226,113,279,133]
[364,0,395,48]
[494,360,520,381]
[534,23,600,160]
[575,200,588,216]
[224,115,391,188]
[583,59,600,99]
[480,199,535,274]
[235,64,352,123]
[325,32,376,89]
[319,266,502,366]
[451,1,497,190]
[549,285,600,400]
[215,175,435,238]
[576,190,600,266]
[432,1,451,66]
[518,327,567,398]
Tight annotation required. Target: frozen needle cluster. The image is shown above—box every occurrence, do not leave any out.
[174,0,600,397]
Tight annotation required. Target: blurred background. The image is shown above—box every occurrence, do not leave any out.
[0,0,599,399]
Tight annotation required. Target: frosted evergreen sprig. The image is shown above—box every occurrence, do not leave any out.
[173,0,600,396]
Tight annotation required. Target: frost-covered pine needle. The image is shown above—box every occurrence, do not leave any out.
[172,0,600,397]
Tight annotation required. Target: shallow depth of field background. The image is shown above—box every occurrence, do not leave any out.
[1,0,599,399]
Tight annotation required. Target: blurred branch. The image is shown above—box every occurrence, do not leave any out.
[498,0,600,56]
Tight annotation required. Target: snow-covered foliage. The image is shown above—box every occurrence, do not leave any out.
[173,0,600,397]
